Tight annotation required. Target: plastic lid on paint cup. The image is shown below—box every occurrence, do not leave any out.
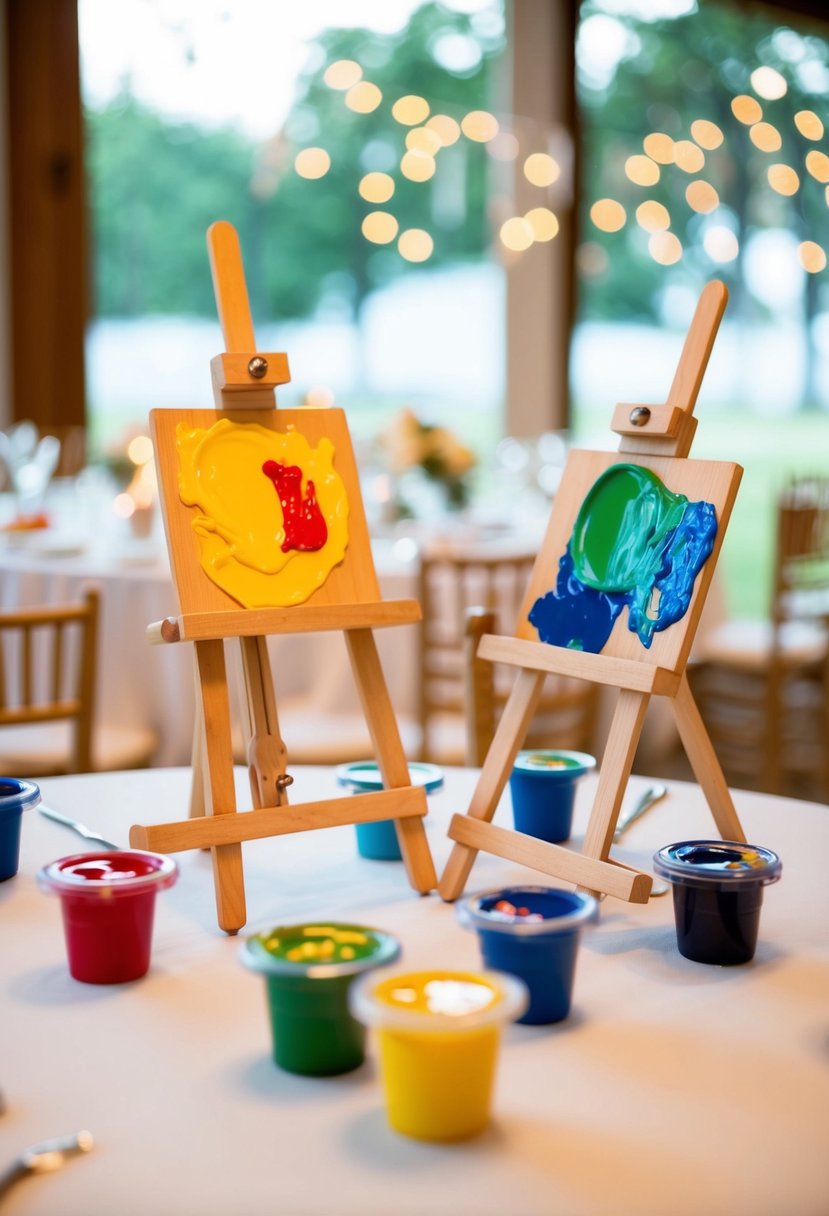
[241,921,401,980]
[336,761,444,794]
[653,840,782,890]
[349,967,528,1033]
[512,750,596,779]
[37,851,178,900]
[458,886,599,937]
[0,778,41,819]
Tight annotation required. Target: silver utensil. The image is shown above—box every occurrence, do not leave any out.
[0,1130,94,1200]
[614,783,668,841]
[614,784,670,896]
[39,806,120,851]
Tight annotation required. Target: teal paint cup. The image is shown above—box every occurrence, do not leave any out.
[337,762,444,861]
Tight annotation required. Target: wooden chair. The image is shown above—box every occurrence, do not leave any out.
[691,474,829,802]
[0,588,158,776]
[417,547,598,764]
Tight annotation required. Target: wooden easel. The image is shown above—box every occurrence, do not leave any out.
[130,221,436,933]
[439,280,746,905]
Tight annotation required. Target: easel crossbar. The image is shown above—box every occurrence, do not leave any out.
[447,815,653,903]
[131,786,428,853]
[148,600,422,645]
[479,635,681,695]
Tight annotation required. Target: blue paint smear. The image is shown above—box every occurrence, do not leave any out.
[529,498,718,653]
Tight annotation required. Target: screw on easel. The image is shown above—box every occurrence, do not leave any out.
[629,406,651,426]
[247,356,269,379]
[275,774,294,792]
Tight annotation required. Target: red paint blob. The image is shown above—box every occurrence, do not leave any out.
[262,460,328,553]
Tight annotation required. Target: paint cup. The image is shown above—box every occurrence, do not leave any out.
[241,921,401,1076]
[653,840,782,965]
[458,885,598,1024]
[349,967,527,1141]
[37,850,178,983]
[337,761,444,861]
[509,750,596,844]
[0,778,40,881]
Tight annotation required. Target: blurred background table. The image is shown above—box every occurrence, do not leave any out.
[2,765,828,1216]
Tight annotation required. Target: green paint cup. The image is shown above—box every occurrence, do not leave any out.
[240,921,401,1076]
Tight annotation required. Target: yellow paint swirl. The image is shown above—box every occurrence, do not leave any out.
[177,419,349,607]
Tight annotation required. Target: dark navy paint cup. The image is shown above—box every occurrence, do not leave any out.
[509,751,596,844]
[653,840,782,965]
[336,761,444,861]
[0,778,41,881]
[458,885,598,1024]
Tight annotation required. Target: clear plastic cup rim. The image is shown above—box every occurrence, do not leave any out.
[512,750,596,779]
[653,839,782,888]
[0,778,41,818]
[336,760,444,794]
[349,967,529,1032]
[457,886,599,937]
[240,921,401,980]
[37,850,178,898]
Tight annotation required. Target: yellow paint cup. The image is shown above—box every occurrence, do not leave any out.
[349,967,527,1141]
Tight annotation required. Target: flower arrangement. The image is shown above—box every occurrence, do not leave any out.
[379,408,476,510]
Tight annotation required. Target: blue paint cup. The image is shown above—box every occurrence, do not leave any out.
[458,885,598,1025]
[336,762,444,861]
[653,840,782,966]
[0,778,41,881]
[509,751,596,844]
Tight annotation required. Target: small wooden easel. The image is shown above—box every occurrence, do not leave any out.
[439,280,746,905]
[131,221,436,933]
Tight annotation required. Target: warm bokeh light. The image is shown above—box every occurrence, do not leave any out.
[406,126,442,155]
[127,435,154,465]
[625,155,660,186]
[303,386,336,408]
[732,95,763,125]
[359,172,395,204]
[400,150,436,182]
[426,114,461,147]
[768,163,800,195]
[751,65,787,100]
[590,198,626,232]
[648,231,682,265]
[398,228,434,262]
[294,147,331,179]
[635,200,670,232]
[673,140,705,173]
[794,110,824,141]
[643,132,674,164]
[392,95,430,126]
[798,241,827,273]
[703,226,739,262]
[690,120,724,150]
[488,132,520,161]
[525,207,559,241]
[685,180,719,212]
[805,150,829,184]
[749,122,782,152]
[499,216,534,251]
[361,211,399,244]
[461,110,499,142]
[524,152,561,187]
[323,60,362,90]
[345,82,382,113]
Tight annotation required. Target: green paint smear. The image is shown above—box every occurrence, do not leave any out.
[254,923,381,965]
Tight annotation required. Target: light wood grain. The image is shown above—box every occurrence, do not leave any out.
[479,634,680,694]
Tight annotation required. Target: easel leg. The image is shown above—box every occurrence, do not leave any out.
[189,686,206,820]
[672,672,745,842]
[439,667,546,902]
[345,627,437,893]
[583,688,651,863]
[238,635,290,809]
[195,639,247,934]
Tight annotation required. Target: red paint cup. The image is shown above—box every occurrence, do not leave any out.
[38,851,178,984]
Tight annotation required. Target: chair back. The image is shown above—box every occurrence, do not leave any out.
[0,588,98,774]
[417,547,598,764]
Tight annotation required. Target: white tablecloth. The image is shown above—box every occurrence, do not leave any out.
[2,766,827,1215]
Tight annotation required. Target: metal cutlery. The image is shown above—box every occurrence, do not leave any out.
[39,806,120,851]
[614,783,668,841]
[0,1130,94,1200]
